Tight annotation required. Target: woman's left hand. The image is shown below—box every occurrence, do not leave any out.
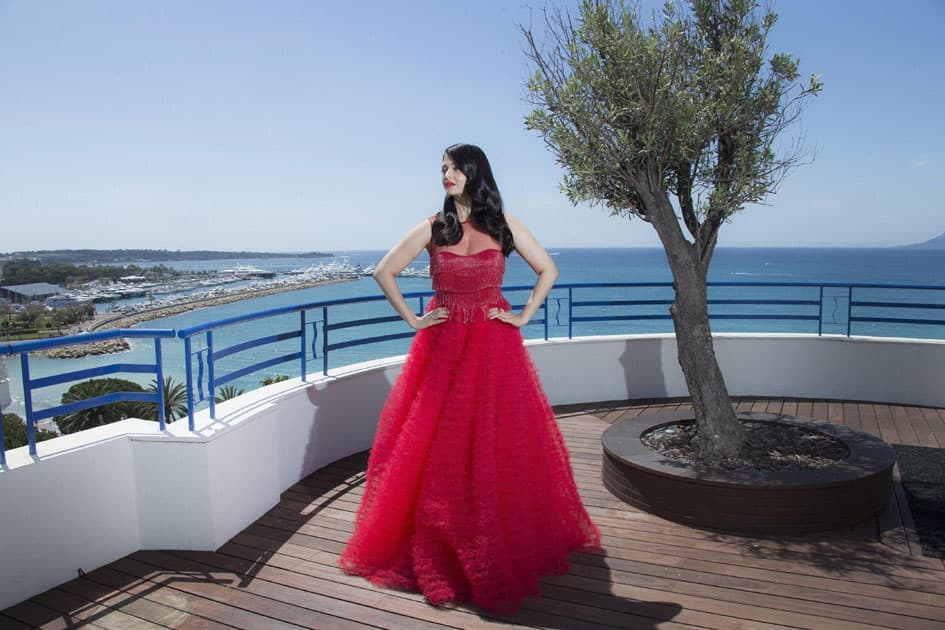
[487,308,527,328]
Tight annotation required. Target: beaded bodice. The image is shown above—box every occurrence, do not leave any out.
[428,222,506,321]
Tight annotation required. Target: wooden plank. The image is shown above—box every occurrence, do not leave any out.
[781,399,799,416]
[29,587,155,629]
[842,402,862,431]
[796,399,814,417]
[827,401,845,424]
[55,573,232,630]
[0,614,34,629]
[83,565,302,630]
[906,405,937,447]
[873,403,903,445]
[877,485,912,555]
[0,600,90,630]
[209,541,529,630]
[919,406,945,447]
[858,402,881,439]
[765,398,784,414]
[892,404,921,445]
[567,545,945,625]
[749,398,770,412]
[111,555,359,630]
[161,549,522,630]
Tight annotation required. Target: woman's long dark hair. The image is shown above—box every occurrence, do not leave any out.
[432,143,514,256]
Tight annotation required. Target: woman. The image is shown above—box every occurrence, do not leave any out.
[339,143,600,614]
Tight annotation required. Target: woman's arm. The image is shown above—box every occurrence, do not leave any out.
[374,219,449,330]
[488,213,558,328]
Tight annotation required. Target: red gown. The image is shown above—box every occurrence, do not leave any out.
[339,222,600,614]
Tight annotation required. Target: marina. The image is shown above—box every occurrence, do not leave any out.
[35,259,429,319]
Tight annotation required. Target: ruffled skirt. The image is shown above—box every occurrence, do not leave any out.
[339,298,600,614]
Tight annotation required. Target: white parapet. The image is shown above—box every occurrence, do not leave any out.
[1,333,944,609]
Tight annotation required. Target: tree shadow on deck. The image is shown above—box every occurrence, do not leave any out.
[702,446,945,589]
[699,492,944,592]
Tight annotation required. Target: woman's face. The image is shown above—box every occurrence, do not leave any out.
[441,155,467,198]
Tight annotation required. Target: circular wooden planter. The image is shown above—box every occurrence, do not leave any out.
[601,411,896,535]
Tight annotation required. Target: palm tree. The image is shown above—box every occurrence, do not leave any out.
[214,385,245,403]
[55,378,146,434]
[148,376,189,424]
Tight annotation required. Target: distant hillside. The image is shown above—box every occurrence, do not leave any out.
[1,249,333,264]
[901,231,945,249]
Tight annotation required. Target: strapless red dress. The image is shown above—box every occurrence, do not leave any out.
[339,229,600,614]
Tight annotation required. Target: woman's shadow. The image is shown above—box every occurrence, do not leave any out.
[473,548,683,629]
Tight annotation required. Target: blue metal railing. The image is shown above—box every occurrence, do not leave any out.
[2,282,943,464]
[0,328,175,464]
[175,286,544,428]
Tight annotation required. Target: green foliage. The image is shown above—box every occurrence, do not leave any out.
[214,385,245,403]
[147,376,189,424]
[523,0,820,457]
[3,412,57,450]
[47,376,188,433]
[0,260,168,286]
[1,303,96,341]
[523,0,820,255]
[54,378,148,434]
[260,374,290,386]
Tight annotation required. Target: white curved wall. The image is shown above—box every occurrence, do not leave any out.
[1,333,943,609]
[531,333,945,408]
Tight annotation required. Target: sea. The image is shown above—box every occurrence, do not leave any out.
[3,247,945,418]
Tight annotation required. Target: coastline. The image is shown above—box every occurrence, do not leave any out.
[42,277,356,358]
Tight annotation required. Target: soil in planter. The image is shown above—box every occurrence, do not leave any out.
[642,420,850,472]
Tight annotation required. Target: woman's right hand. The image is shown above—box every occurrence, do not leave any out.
[412,307,449,330]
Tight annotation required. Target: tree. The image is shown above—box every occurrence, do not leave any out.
[17,304,47,328]
[3,412,57,450]
[54,378,146,434]
[214,385,245,403]
[523,0,820,458]
[148,376,189,424]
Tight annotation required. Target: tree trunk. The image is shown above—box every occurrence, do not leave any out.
[667,255,744,459]
[642,185,745,459]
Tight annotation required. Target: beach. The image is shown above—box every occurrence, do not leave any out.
[42,277,355,358]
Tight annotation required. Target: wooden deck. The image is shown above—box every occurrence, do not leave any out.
[4,397,945,629]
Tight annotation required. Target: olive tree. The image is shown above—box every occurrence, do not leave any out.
[523,0,820,458]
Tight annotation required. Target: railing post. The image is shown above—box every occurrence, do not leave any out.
[543,296,549,340]
[154,338,166,431]
[568,287,574,339]
[818,285,824,336]
[322,306,329,376]
[207,330,216,419]
[183,335,195,431]
[300,310,307,382]
[846,286,853,337]
[20,353,36,456]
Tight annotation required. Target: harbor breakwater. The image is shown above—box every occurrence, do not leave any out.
[41,277,353,358]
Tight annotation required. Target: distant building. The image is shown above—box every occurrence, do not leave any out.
[0,283,66,304]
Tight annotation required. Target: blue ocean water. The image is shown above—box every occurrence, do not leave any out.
[4,247,944,417]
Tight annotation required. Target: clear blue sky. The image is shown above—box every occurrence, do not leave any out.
[1,0,943,252]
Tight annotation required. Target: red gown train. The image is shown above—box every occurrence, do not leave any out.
[339,225,600,614]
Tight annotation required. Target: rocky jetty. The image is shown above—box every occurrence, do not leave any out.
[39,277,352,359]
[43,339,130,358]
